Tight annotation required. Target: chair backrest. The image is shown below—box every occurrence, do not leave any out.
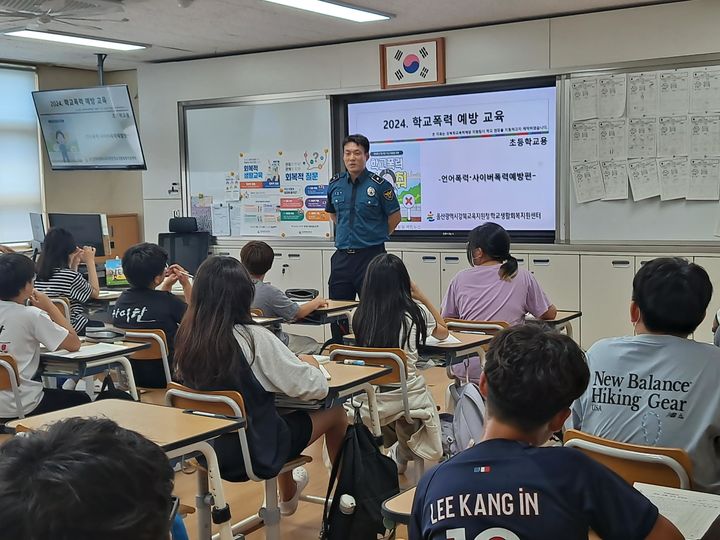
[564,429,693,489]
[51,297,71,320]
[444,318,508,333]
[327,344,411,422]
[123,329,172,386]
[0,354,24,419]
[164,382,259,481]
[250,308,263,317]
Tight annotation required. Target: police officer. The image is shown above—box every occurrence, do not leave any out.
[326,134,401,312]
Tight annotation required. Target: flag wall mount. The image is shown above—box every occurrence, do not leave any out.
[380,37,445,90]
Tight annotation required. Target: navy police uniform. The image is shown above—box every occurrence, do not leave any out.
[325,168,400,302]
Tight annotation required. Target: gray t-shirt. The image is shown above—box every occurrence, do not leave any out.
[252,280,299,346]
[572,334,720,494]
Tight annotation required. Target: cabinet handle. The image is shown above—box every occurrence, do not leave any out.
[274,253,283,258]
[218,251,230,256]
[516,258,525,264]
[532,258,550,265]
[288,254,301,259]
[422,256,437,262]
[444,256,460,263]
[611,260,631,268]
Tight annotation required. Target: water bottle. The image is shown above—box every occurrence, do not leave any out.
[339,494,356,515]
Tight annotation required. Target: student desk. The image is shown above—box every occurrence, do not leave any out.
[382,486,416,526]
[276,362,390,437]
[7,400,242,540]
[96,288,187,303]
[40,340,149,400]
[252,315,284,327]
[420,331,493,366]
[529,310,582,338]
[295,299,359,325]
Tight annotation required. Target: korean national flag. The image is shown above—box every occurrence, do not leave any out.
[385,41,438,86]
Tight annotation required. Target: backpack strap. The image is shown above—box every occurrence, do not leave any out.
[320,423,351,539]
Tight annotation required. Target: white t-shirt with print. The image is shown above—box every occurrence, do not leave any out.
[403,303,437,379]
[0,300,68,417]
[572,334,720,494]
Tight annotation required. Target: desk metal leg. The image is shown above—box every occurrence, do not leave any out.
[560,321,573,338]
[337,382,382,438]
[85,357,139,400]
[167,442,233,540]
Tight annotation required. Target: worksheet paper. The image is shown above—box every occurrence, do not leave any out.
[598,119,627,161]
[658,115,690,157]
[572,162,606,203]
[634,483,720,540]
[425,334,462,346]
[571,77,598,120]
[53,343,129,358]
[688,158,720,200]
[598,74,626,118]
[571,120,599,162]
[211,202,231,236]
[628,117,658,159]
[690,115,720,156]
[600,160,630,200]
[628,158,661,201]
[657,157,690,201]
[228,202,244,236]
[628,72,658,117]
[691,69,720,113]
[658,70,690,115]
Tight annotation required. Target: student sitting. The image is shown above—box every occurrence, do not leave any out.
[174,256,347,514]
[572,257,720,494]
[352,253,448,472]
[0,417,177,540]
[441,222,556,384]
[0,253,90,419]
[441,222,556,324]
[112,242,192,388]
[240,240,328,354]
[34,227,101,335]
[410,324,682,540]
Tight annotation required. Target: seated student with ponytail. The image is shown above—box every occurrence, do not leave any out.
[352,253,448,473]
[441,222,556,325]
[174,256,347,515]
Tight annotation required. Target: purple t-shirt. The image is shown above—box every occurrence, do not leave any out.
[441,265,551,325]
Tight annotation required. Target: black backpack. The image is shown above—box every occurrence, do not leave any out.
[320,407,399,540]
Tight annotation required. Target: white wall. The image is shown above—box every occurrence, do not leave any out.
[137,0,720,241]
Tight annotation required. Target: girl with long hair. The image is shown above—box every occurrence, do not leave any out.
[174,256,346,514]
[441,222,556,325]
[35,227,100,334]
[352,253,448,472]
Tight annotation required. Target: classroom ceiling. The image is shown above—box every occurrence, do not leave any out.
[0,0,686,72]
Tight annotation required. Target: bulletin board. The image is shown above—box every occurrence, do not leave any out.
[567,60,720,243]
[180,96,333,239]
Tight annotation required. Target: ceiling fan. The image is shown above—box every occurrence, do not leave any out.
[0,0,129,32]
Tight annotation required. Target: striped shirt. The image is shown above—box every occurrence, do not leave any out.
[35,268,93,333]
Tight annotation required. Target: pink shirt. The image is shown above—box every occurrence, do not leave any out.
[441,265,552,325]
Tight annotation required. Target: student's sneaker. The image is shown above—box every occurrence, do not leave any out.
[388,443,408,475]
[278,467,309,516]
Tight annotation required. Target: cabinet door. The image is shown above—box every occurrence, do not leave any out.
[142,200,182,243]
[107,215,139,259]
[402,252,441,307]
[580,256,635,349]
[693,257,720,343]
[440,252,466,301]
[529,254,580,310]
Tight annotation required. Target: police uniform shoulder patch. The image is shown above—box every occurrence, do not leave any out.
[330,173,343,184]
[383,189,394,201]
[369,172,384,185]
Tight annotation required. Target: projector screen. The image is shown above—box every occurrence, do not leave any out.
[345,79,557,240]
[33,85,146,171]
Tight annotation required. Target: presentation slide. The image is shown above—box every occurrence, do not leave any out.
[347,85,556,234]
[33,85,145,170]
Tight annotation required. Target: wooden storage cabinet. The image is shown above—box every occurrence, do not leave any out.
[107,214,140,259]
[580,255,635,349]
[529,254,580,310]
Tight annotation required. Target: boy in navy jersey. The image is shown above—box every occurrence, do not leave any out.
[410,324,682,540]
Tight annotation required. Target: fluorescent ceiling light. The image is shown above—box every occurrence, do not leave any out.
[263,0,391,22]
[4,30,147,51]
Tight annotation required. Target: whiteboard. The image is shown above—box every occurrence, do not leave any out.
[567,64,720,243]
[183,97,333,239]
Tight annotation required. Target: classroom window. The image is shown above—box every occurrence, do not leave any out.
[0,66,42,244]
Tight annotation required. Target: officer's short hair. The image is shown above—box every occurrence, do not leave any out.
[240,241,274,275]
[343,134,370,154]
